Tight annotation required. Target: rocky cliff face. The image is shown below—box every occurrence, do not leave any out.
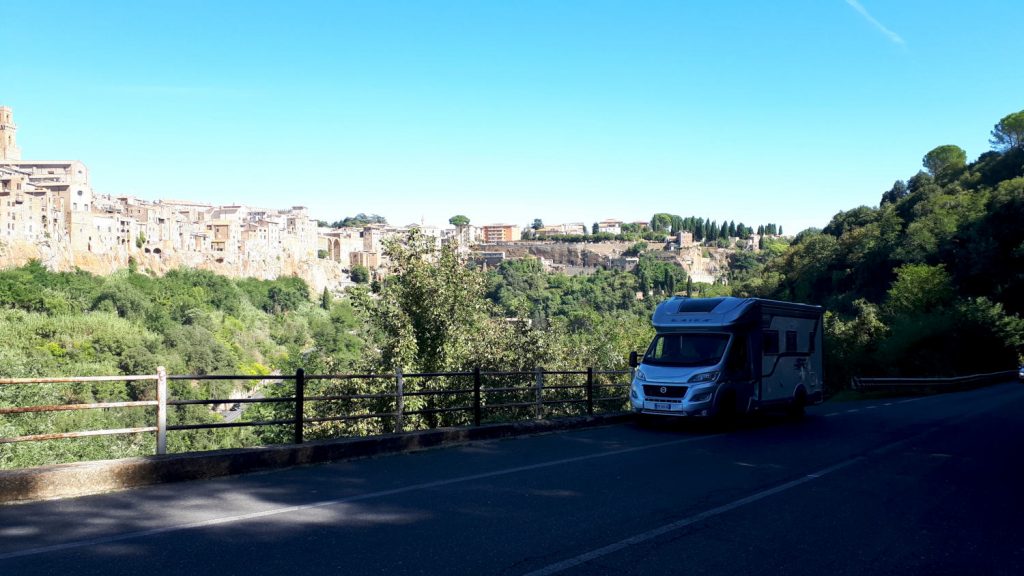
[486,240,736,283]
[495,241,637,268]
[0,239,350,294]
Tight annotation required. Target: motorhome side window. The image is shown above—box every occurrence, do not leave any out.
[785,330,798,353]
[763,330,779,355]
[726,335,749,376]
[808,331,816,352]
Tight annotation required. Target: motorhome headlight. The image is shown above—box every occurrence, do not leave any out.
[690,390,713,403]
[688,371,720,384]
[635,368,647,382]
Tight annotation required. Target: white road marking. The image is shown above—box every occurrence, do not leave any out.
[0,432,722,562]
[521,457,865,576]
[521,401,995,576]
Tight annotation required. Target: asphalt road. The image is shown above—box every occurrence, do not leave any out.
[1,382,1022,575]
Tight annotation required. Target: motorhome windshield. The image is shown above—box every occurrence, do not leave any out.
[643,333,730,367]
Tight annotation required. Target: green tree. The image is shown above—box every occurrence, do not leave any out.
[922,145,967,179]
[990,109,1024,151]
[330,213,387,228]
[449,215,470,228]
[350,265,370,284]
[624,242,648,257]
[885,264,954,316]
[880,180,908,205]
[650,213,672,232]
[236,276,310,315]
[362,229,526,377]
[531,218,544,230]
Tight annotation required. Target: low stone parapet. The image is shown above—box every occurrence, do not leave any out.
[0,412,631,504]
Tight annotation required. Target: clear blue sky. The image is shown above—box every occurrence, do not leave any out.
[3,0,1022,233]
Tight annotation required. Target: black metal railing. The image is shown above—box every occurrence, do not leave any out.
[0,366,630,457]
[851,370,1017,391]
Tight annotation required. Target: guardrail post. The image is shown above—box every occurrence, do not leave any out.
[395,368,404,434]
[586,367,594,416]
[473,367,482,427]
[535,367,544,420]
[294,368,305,444]
[156,366,167,455]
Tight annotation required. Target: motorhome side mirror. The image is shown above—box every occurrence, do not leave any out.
[628,351,638,368]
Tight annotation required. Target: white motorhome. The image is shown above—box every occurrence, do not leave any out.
[629,297,824,419]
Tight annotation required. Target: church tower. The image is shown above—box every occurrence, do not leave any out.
[0,106,22,160]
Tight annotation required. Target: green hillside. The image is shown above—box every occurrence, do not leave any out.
[735,110,1024,387]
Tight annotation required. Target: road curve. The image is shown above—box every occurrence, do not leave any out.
[1,382,1021,575]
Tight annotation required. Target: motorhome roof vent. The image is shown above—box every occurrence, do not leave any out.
[676,297,725,313]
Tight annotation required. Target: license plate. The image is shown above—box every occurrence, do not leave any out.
[655,403,673,411]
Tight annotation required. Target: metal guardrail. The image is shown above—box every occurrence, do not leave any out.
[851,370,1017,391]
[0,366,630,456]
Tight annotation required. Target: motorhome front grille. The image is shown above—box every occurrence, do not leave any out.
[643,384,688,398]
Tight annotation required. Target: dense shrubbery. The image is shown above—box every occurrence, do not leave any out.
[733,113,1024,387]
[0,265,364,468]
[0,241,663,466]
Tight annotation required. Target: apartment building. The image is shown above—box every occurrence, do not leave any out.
[480,224,522,243]
[597,219,623,235]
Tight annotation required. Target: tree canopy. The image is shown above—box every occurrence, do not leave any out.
[990,109,1024,151]
[327,213,387,228]
[922,145,967,179]
[733,108,1024,384]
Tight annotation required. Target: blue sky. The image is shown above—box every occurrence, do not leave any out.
[3,0,1022,232]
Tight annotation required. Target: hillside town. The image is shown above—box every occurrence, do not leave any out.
[0,106,763,290]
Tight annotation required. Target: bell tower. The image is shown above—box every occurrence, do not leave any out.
[0,106,22,160]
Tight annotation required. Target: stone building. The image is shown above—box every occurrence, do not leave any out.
[597,219,623,235]
[480,224,522,243]
[0,106,22,161]
[0,106,335,288]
